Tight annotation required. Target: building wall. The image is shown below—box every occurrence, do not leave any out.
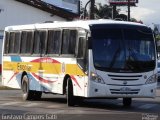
[0,0,67,74]
[0,0,66,30]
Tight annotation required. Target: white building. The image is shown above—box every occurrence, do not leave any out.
[0,0,79,72]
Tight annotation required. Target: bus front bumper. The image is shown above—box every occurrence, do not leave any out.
[88,82,157,98]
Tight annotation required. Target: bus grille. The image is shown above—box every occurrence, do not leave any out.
[110,89,140,95]
[108,74,142,81]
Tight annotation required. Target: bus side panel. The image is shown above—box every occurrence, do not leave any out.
[58,58,87,97]
[2,57,21,89]
[27,73,42,92]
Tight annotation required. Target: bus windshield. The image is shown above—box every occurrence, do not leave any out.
[91,24,156,72]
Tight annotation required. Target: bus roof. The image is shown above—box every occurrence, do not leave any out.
[5,19,147,31]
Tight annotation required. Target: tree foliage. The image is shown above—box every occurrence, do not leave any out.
[156,35,160,41]
[94,3,114,19]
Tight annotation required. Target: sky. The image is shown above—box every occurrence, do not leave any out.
[81,0,160,26]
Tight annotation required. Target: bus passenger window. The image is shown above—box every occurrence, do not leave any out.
[69,30,77,54]
[8,32,15,53]
[4,32,10,54]
[77,37,85,58]
[62,30,69,54]
[20,31,37,54]
[33,31,40,54]
[47,30,61,54]
[26,32,34,54]
[14,32,21,53]
[20,32,27,54]
[61,30,77,55]
[40,31,47,54]
[33,31,47,54]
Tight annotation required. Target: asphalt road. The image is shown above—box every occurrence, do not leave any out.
[0,89,160,120]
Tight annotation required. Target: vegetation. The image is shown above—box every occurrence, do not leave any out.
[156,35,160,41]
[94,3,114,19]
[81,3,142,23]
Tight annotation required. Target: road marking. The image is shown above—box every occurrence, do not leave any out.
[22,103,41,107]
[138,104,157,109]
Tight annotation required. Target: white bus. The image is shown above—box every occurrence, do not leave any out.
[2,20,157,106]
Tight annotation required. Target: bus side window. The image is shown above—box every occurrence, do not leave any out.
[14,32,21,53]
[21,31,34,54]
[33,30,47,54]
[40,31,47,54]
[61,29,77,55]
[8,32,15,54]
[33,31,40,54]
[26,32,34,54]
[69,30,77,54]
[62,30,69,54]
[47,30,61,54]
[77,37,86,58]
[6,32,20,54]
[20,31,27,54]
[4,32,10,54]
[77,37,88,72]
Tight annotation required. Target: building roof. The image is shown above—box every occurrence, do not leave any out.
[15,0,79,20]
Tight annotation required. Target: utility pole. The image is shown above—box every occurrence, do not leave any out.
[90,0,95,19]
[112,5,117,19]
[127,0,130,21]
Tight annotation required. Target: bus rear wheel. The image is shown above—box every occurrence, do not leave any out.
[21,75,34,101]
[123,98,132,107]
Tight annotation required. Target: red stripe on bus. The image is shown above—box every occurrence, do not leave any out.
[7,72,19,83]
[32,73,56,83]
[31,58,60,63]
[71,75,82,89]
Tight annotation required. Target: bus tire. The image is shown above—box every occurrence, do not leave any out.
[123,98,132,107]
[67,78,75,106]
[21,75,34,101]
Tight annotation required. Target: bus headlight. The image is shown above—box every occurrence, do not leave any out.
[90,72,105,84]
[145,74,157,84]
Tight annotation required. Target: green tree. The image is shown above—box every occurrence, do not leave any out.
[94,3,118,19]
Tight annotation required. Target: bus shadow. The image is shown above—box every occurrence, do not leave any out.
[37,94,160,113]
[16,96,160,114]
[40,95,67,104]
[79,98,160,113]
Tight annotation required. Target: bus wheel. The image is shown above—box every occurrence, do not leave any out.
[67,78,75,106]
[123,98,132,107]
[21,75,34,101]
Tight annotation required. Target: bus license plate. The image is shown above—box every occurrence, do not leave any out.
[120,87,131,92]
